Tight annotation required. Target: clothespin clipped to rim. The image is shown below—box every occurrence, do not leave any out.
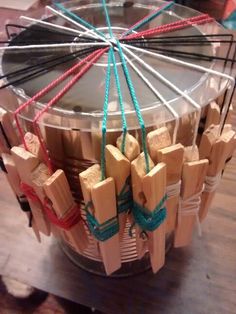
[79,164,121,275]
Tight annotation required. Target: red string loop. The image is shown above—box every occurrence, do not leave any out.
[21,182,82,230]
[14,47,108,173]
[123,14,213,40]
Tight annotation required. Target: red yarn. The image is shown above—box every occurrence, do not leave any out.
[32,47,108,172]
[14,47,108,172]
[21,182,82,230]
[123,14,213,40]
[120,2,171,38]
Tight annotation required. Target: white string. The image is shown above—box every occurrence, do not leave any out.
[178,187,204,237]
[46,6,111,46]
[123,43,235,137]
[166,180,181,198]
[20,16,87,37]
[120,43,201,147]
[204,173,221,193]
[123,44,235,83]
[0,42,108,51]
[121,50,179,144]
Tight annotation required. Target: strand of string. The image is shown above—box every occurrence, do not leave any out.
[101,48,112,181]
[178,187,204,237]
[101,0,150,172]
[33,48,108,173]
[102,0,127,153]
[13,47,106,159]
[121,1,174,38]
[122,14,213,40]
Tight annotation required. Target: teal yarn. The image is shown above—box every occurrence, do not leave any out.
[83,202,119,242]
[117,176,133,214]
[101,48,112,181]
[102,0,127,154]
[122,1,175,37]
[55,3,106,39]
[116,40,150,173]
[132,194,167,232]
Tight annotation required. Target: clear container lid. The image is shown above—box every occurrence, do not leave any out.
[0,0,234,131]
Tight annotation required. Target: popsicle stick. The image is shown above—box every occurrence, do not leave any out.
[91,177,121,275]
[147,127,171,163]
[0,108,19,148]
[205,101,220,130]
[11,146,50,236]
[174,159,209,247]
[44,169,88,252]
[105,145,130,237]
[142,162,167,273]
[116,132,140,162]
[157,144,184,234]
[131,153,154,259]
[199,129,236,221]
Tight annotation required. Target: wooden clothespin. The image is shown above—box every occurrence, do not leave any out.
[157,144,184,234]
[1,153,41,241]
[105,145,130,237]
[44,169,88,253]
[199,128,236,221]
[24,132,44,162]
[80,164,121,275]
[116,132,140,162]
[11,146,50,236]
[174,158,209,248]
[147,127,172,163]
[62,129,83,160]
[1,153,22,197]
[204,101,220,130]
[0,108,19,153]
[92,130,121,161]
[131,153,167,273]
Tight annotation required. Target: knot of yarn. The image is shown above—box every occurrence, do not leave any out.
[132,194,167,232]
[83,202,119,242]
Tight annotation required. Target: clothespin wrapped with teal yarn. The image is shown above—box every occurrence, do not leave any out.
[131,153,167,273]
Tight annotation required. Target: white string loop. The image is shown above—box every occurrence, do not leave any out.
[204,173,222,193]
[178,187,204,237]
[166,180,181,199]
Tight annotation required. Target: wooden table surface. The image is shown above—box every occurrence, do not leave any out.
[0,119,236,314]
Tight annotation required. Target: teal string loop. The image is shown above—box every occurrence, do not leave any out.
[102,0,127,154]
[101,48,112,181]
[116,40,150,173]
[132,194,167,232]
[55,2,106,39]
[122,1,175,37]
[117,176,133,214]
[83,202,119,242]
